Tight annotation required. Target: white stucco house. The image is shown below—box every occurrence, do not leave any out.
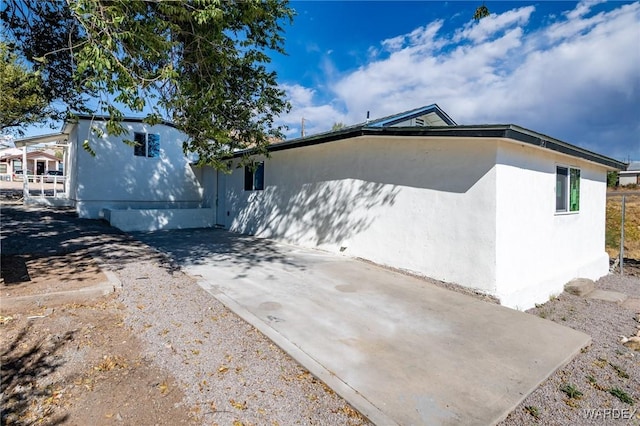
[16,105,626,310]
[0,148,62,179]
[619,161,640,186]
[15,115,216,230]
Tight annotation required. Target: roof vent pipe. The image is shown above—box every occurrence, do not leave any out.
[366,111,370,123]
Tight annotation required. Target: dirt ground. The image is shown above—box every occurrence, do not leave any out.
[0,201,195,426]
[1,261,195,425]
[1,296,193,425]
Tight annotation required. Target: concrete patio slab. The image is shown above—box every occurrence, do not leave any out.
[136,228,591,426]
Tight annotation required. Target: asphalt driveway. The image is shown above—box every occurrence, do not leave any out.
[135,228,590,425]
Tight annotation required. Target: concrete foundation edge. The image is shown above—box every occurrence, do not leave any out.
[491,334,592,424]
[199,281,400,426]
[1,278,121,313]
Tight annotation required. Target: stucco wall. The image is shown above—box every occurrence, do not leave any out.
[104,207,214,232]
[620,173,639,186]
[224,136,499,293]
[495,141,609,309]
[70,120,205,219]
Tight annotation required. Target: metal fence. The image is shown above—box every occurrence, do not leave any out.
[620,195,626,275]
[0,174,66,197]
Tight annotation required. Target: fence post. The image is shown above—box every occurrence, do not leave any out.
[620,195,625,275]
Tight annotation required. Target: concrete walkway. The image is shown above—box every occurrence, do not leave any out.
[136,228,591,426]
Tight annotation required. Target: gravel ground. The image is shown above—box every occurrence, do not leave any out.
[3,202,639,425]
[499,273,640,425]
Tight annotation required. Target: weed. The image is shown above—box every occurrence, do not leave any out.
[593,357,608,368]
[564,398,580,408]
[538,310,547,319]
[586,375,608,391]
[524,405,540,419]
[560,383,583,399]
[609,388,634,405]
[561,316,567,321]
[610,363,629,379]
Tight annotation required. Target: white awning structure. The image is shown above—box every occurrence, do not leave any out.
[13,130,71,198]
[13,132,69,147]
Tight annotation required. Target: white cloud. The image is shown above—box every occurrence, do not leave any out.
[278,2,640,160]
[453,6,535,44]
[565,0,607,20]
[280,83,346,137]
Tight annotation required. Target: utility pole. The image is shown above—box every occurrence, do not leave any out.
[301,117,305,138]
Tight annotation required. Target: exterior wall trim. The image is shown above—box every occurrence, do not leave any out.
[234,125,626,171]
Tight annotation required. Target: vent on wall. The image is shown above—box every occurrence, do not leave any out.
[414,117,425,126]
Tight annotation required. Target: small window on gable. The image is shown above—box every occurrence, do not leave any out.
[133,132,160,158]
[556,166,580,213]
[244,162,264,191]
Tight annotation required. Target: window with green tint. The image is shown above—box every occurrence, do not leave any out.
[556,166,580,213]
[556,166,568,212]
[569,168,580,211]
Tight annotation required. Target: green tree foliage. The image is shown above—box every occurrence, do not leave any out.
[1,2,89,123]
[0,42,50,133]
[331,122,346,131]
[473,3,490,20]
[607,171,619,187]
[1,0,294,170]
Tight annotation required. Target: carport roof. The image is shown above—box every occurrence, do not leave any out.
[13,132,69,147]
[621,161,640,172]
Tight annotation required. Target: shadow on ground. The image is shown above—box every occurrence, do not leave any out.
[0,204,171,277]
[132,228,307,275]
[1,322,73,426]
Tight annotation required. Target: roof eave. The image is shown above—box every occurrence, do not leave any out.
[233,124,625,171]
[14,132,70,148]
[70,114,177,129]
[364,125,626,170]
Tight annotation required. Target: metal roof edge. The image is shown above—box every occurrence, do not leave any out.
[359,125,625,170]
[232,124,624,170]
[503,125,626,170]
[70,114,178,129]
[231,126,366,158]
[366,103,457,127]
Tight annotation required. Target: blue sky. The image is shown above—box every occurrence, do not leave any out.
[273,0,640,161]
